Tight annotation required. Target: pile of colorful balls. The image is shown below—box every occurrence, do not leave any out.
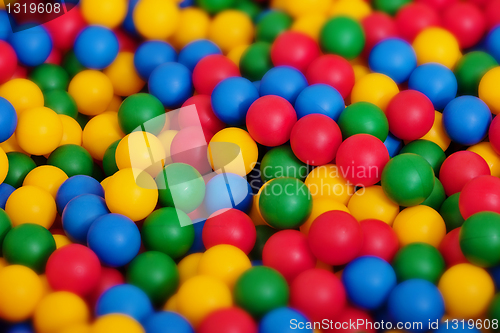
[1,0,500,332]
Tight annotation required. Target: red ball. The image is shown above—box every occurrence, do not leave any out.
[359,219,399,262]
[395,3,441,42]
[438,227,468,267]
[439,151,491,197]
[262,230,317,283]
[305,55,355,99]
[416,0,459,11]
[486,0,500,30]
[45,244,101,297]
[246,95,297,147]
[192,54,240,95]
[385,90,435,141]
[290,268,346,322]
[468,0,489,7]
[271,31,320,73]
[45,48,62,65]
[335,134,389,187]
[198,307,257,333]
[87,267,125,306]
[490,115,500,155]
[0,41,17,85]
[290,114,342,166]
[114,29,138,53]
[307,211,363,266]
[170,126,213,175]
[180,95,226,134]
[459,175,500,220]
[361,12,398,55]
[202,208,257,254]
[442,3,486,49]
[11,66,28,80]
[324,307,376,333]
[44,7,86,51]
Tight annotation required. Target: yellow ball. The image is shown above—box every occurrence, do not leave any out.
[0,133,27,154]
[33,291,90,333]
[208,10,254,54]
[0,146,7,184]
[171,7,211,49]
[420,111,451,151]
[304,164,355,205]
[0,258,7,270]
[479,66,500,115]
[248,189,267,226]
[392,205,446,247]
[163,293,178,312]
[157,130,178,165]
[23,165,68,199]
[290,14,327,41]
[105,168,158,221]
[59,114,83,146]
[177,275,233,327]
[284,0,332,18]
[351,73,400,111]
[53,234,72,249]
[0,79,44,115]
[16,107,63,155]
[107,95,123,112]
[347,185,399,225]
[300,197,350,235]
[91,314,145,333]
[100,177,112,191]
[227,44,249,66]
[208,128,258,176]
[468,142,500,177]
[178,252,203,284]
[59,324,92,333]
[438,263,495,319]
[104,52,145,97]
[0,265,44,322]
[134,0,180,40]
[83,111,125,161]
[5,186,57,229]
[352,64,371,83]
[329,0,372,21]
[115,132,166,177]
[413,27,462,69]
[68,70,114,116]
[270,0,287,10]
[81,0,127,28]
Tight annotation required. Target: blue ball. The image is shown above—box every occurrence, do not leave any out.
[143,311,194,333]
[211,77,260,125]
[294,84,345,120]
[56,175,104,213]
[62,194,109,244]
[9,25,52,67]
[87,213,141,267]
[488,265,500,290]
[149,62,193,109]
[187,219,206,254]
[122,0,140,35]
[96,284,154,322]
[260,307,312,333]
[342,256,397,310]
[388,279,445,333]
[74,25,119,70]
[134,41,177,80]
[369,38,417,84]
[204,173,252,215]
[259,66,308,104]
[433,322,481,333]
[180,0,195,7]
[178,40,222,72]
[443,96,492,146]
[0,183,14,209]
[6,322,34,333]
[408,63,458,110]
[0,97,17,143]
[486,26,500,63]
[384,132,403,158]
[0,10,11,41]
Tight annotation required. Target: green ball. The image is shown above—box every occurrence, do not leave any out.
[260,146,307,183]
[0,209,12,256]
[118,93,166,135]
[381,153,435,207]
[102,140,120,177]
[196,0,235,14]
[2,224,56,273]
[256,10,292,43]
[320,16,365,60]
[44,90,78,118]
[392,242,445,283]
[460,211,500,268]
[420,177,446,211]
[439,193,464,232]
[142,207,195,259]
[127,251,179,306]
[4,152,36,188]
[233,0,261,21]
[454,51,498,96]
[249,225,277,261]
[29,64,70,92]
[234,266,289,318]
[75,113,90,130]
[155,163,205,213]
[488,293,500,329]
[240,42,273,82]
[62,50,85,78]
[259,178,312,229]
[400,139,445,175]
[337,102,389,141]
[47,144,94,177]
[373,0,412,15]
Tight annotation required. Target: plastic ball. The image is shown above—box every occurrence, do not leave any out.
[369,38,416,84]
[320,17,365,60]
[239,42,273,82]
[361,12,398,55]
[351,73,399,111]
[180,95,225,134]
[96,284,153,322]
[204,173,252,215]
[491,116,500,156]
[68,70,114,116]
[55,175,104,214]
[43,90,78,118]
[438,263,495,318]
[178,40,222,72]
[419,112,451,151]
[260,146,307,182]
[103,52,145,97]
[442,3,485,49]
[259,66,308,104]
[211,77,259,126]
[58,114,82,146]
[9,26,52,67]
[439,227,468,267]
[198,307,256,333]
[348,185,399,225]
[172,7,210,49]
[259,307,311,333]
[33,292,89,333]
[294,84,344,121]
[133,0,180,39]
[393,242,445,283]
[304,164,355,205]
[118,94,165,136]
[412,27,461,69]
[0,41,17,85]
[393,205,446,247]
[80,0,126,28]
[338,102,388,142]
[0,150,7,187]
[300,197,350,235]
[305,54,355,99]
[115,131,165,177]
[208,10,254,54]
[439,193,464,232]
[400,140,445,176]
[29,64,68,92]
[170,126,212,175]
[479,66,500,115]
[91,314,144,333]
[45,244,101,296]
[460,212,500,267]
[149,62,193,109]
[81,113,123,160]
[395,3,441,43]
[133,41,177,81]
[460,175,500,221]
[73,26,118,70]
[3,152,36,188]
[87,267,125,307]
[48,145,94,177]
[359,219,399,261]
[0,97,17,143]
[421,177,446,211]
[373,0,411,15]
[5,186,57,229]
[270,31,320,73]
[144,311,194,333]
[0,79,44,115]
[256,11,292,43]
